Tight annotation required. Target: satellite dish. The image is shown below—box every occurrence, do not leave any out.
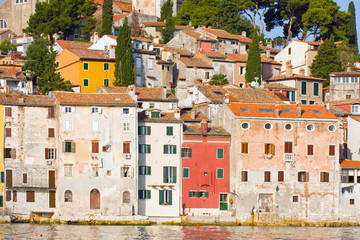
[49,91,53,99]
[250,81,256,87]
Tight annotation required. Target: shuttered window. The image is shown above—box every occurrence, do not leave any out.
[6,190,11,201]
[138,190,151,199]
[22,173,27,184]
[241,171,248,182]
[264,171,271,182]
[49,170,55,188]
[264,143,275,155]
[163,145,176,154]
[301,81,307,95]
[13,190,17,202]
[284,142,293,153]
[49,190,56,208]
[92,142,99,153]
[320,172,329,182]
[183,168,189,178]
[241,142,248,154]
[123,142,130,154]
[5,107,12,117]
[138,126,151,135]
[48,107,55,118]
[298,171,309,182]
[278,171,284,182]
[159,190,172,205]
[5,169,12,188]
[163,167,176,183]
[139,144,151,154]
[0,172,4,183]
[181,148,192,158]
[329,145,335,156]
[307,145,314,156]
[26,191,35,202]
[5,128,11,137]
[48,128,55,138]
[217,148,224,158]
[217,168,224,179]
[314,82,319,96]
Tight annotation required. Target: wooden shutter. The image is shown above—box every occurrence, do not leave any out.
[13,190,17,202]
[0,171,4,183]
[325,172,329,182]
[5,107,11,117]
[6,169,12,188]
[22,173,27,184]
[306,172,309,182]
[163,167,167,183]
[242,143,248,154]
[270,144,275,155]
[45,148,49,159]
[49,190,56,208]
[48,128,55,138]
[146,190,151,199]
[172,167,177,183]
[0,196,3,207]
[241,171,248,182]
[163,145,167,154]
[314,82,319,96]
[189,148,192,157]
[26,191,35,202]
[307,145,314,155]
[49,170,55,188]
[278,171,284,182]
[138,190,143,199]
[173,145,176,154]
[71,142,76,153]
[92,142,99,153]
[5,190,11,201]
[48,108,55,118]
[264,171,271,182]
[10,148,16,159]
[284,142,292,153]
[5,128,11,137]
[329,145,335,156]
[123,142,130,154]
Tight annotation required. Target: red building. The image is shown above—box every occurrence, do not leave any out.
[181,120,231,215]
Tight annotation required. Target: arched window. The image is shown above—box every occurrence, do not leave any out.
[0,20,7,29]
[123,190,130,203]
[90,188,100,209]
[64,190,72,202]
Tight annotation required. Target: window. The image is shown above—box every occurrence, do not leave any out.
[181,148,192,158]
[103,78,109,86]
[320,172,329,182]
[64,165,72,177]
[64,107,73,113]
[309,100,315,105]
[241,142,248,154]
[148,59,153,69]
[83,79,89,87]
[139,166,151,175]
[264,123,272,130]
[138,126,151,135]
[313,82,319,96]
[264,171,271,182]
[241,122,249,130]
[274,68,280,76]
[159,190,172,205]
[123,191,131,203]
[139,190,151,199]
[65,120,72,131]
[307,144,314,156]
[328,125,336,132]
[167,66,170,72]
[183,168,189,178]
[241,171,248,182]
[92,166,99,177]
[139,144,151,154]
[298,171,309,182]
[48,128,55,138]
[0,19,8,28]
[5,107,12,117]
[92,121,99,132]
[278,171,284,182]
[288,48,291,55]
[151,111,160,118]
[91,107,101,114]
[45,148,56,160]
[301,81,307,95]
[341,169,354,183]
[4,148,15,159]
[189,191,197,198]
[103,145,111,152]
[5,170,12,188]
[83,62,89,70]
[92,141,99,153]
[284,124,293,131]
[6,190,11,202]
[286,91,296,101]
[166,126,173,136]
[48,108,55,118]
[351,77,358,83]
[217,168,224,179]
[5,128,11,137]
[264,143,275,155]
[90,189,100,209]
[217,148,224,158]
[240,67,246,75]
[104,63,109,71]
[306,124,314,131]
[64,190,72,202]
[351,105,360,114]
[23,173,27,184]
[26,191,35,202]
[123,122,130,131]
[292,195,299,203]
[205,72,210,79]
[123,108,129,114]
[164,145,177,154]
[163,166,176,183]
[284,142,293,153]
[301,100,307,104]
[350,199,355,205]
[63,141,75,153]
[123,142,130,154]
[329,145,335,156]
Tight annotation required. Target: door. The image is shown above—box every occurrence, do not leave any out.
[49,190,56,208]
[49,170,55,188]
[219,194,228,210]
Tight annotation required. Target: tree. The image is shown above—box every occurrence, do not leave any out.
[337,43,358,71]
[24,38,72,94]
[101,0,114,37]
[0,39,16,54]
[161,17,175,44]
[209,74,229,85]
[348,1,358,52]
[160,0,173,22]
[310,37,343,87]
[114,18,134,86]
[245,33,262,84]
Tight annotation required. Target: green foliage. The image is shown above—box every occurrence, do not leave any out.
[74,38,89,42]
[25,38,72,94]
[101,0,114,37]
[114,18,134,86]
[160,0,173,22]
[161,17,175,44]
[337,43,359,71]
[348,1,358,52]
[80,0,98,38]
[24,0,97,42]
[310,37,343,87]
[0,39,16,54]
[209,74,229,85]
[245,33,262,84]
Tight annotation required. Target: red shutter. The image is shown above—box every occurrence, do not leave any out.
[48,128,55,138]
[123,142,130,154]
[285,142,293,153]
[92,142,99,153]
[5,128,11,137]
[307,145,313,155]
[45,148,49,159]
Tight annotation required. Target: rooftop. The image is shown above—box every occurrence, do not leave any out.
[183,124,230,137]
[330,71,360,77]
[265,74,326,82]
[182,31,217,41]
[162,47,194,57]
[265,83,297,91]
[180,108,208,122]
[227,54,281,65]
[199,27,238,41]
[56,40,93,50]
[341,160,360,168]
[138,111,182,122]
[0,94,54,107]
[65,48,114,61]
[178,57,213,68]
[0,67,25,79]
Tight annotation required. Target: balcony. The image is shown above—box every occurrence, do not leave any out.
[283,153,295,162]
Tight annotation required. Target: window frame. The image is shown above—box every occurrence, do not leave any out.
[83,62,89,70]
[183,167,189,178]
[217,148,224,159]
[166,126,173,136]
[216,168,224,179]
[83,78,89,87]
[241,142,249,154]
[307,144,314,156]
[301,81,307,95]
[181,148,192,158]
[320,171,329,183]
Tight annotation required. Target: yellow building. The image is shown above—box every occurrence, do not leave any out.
[56,48,116,93]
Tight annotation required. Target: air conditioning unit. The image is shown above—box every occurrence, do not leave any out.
[125,154,131,159]
[46,160,52,165]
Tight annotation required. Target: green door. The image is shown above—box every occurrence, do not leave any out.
[219,194,228,210]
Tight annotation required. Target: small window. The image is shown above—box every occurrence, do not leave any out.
[306,124,314,131]
[264,171,271,182]
[278,171,284,182]
[241,171,248,182]
[298,171,309,182]
[83,62,89,70]
[5,107,12,117]
[138,190,151,199]
[284,124,293,131]
[301,81,307,95]
[91,107,101,114]
[123,122,130,132]
[63,141,75,153]
[92,166,99,177]
[241,122,249,130]
[64,190,73,202]
[123,142,130,154]
[313,82,319,96]
[123,108,129,114]
[284,142,293,153]
[292,195,299,203]
[159,190,172,205]
[181,148,192,158]
[23,173,27,184]
[45,148,56,160]
[164,145,177,154]
[166,126,173,136]
[48,108,55,118]
[5,190,11,202]
[307,144,314,156]
[350,199,355,205]
[329,145,335,156]
[241,142,248,154]
[151,111,160,118]
[288,48,291,55]
[139,144,151,154]
[92,141,99,153]
[217,148,224,158]
[264,143,275,155]
[309,100,315,105]
[320,172,329,182]
[301,100,307,104]
[264,123,272,130]
[183,168,189,178]
[139,166,151,175]
[48,128,55,138]
[5,128,11,137]
[64,165,72,177]
[83,79,89,87]
[104,63,109,71]
[103,78,109,86]
[138,126,151,135]
[217,168,224,179]
[26,191,35,202]
[189,191,197,198]
[163,166,177,183]
[64,107,73,113]
[328,125,336,132]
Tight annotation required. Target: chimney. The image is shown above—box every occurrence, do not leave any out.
[285,61,293,77]
[162,87,167,99]
[299,68,305,76]
[127,85,137,101]
[241,31,246,37]
[266,49,270,58]
[200,119,208,134]
[93,32,99,44]
[296,103,301,118]
[224,93,230,104]
[275,104,279,118]
[267,41,272,48]
[19,97,24,104]
[174,108,180,119]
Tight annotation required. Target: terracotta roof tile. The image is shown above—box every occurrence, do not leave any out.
[199,51,229,59]
[183,31,216,41]
[131,36,152,42]
[53,91,136,106]
[226,54,281,65]
[265,83,297,91]
[0,30,10,35]
[330,71,360,77]
[233,34,252,43]
[0,94,55,106]
[97,13,129,23]
[329,98,360,116]
[101,87,178,101]
[183,124,230,136]
[273,92,290,101]
[56,40,93,50]
[113,1,132,12]
[162,47,194,57]
[349,116,360,123]
[265,74,326,82]
[200,27,238,40]
[227,103,337,119]
[178,57,213,68]
[341,160,360,168]
[138,111,182,122]
[260,45,281,53]
[175,26,194,31]
[180,109,208,122]
[0,67,25,79]
[66,48,114,61]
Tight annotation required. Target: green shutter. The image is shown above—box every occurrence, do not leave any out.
[189,148,192,157]
[291,91,295,101]
[168,191,172,205]
[139,144,142,153]
[217,168,224,178]
[205,192,209,198]
[189,191,193,197]
[183,168,189,178]
[164,145,167,154]
[301,81,307,95]
[181,148,184,157]
[159,190,164,205]
[217,148,224,158]
[172,167,177,183]
[147,190,151,199]
[163,167,167,183]
[147,166,151,175]
[138,190,143,199]
[0,172,4,183]
[314,82,319,96]
[286,91,290,100]
[146,126,151,135]
[146,145,151,153]
[173,145,176,154]
[139,166,142,175]
[196,192,201,197]
[0,196,3,207]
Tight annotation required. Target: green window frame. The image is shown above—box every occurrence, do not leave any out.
[104,63,109,71]
[313,82,319,96]
[217,148,224,159]
[183,168,189,178]
[0,172,4,183]
[159,190,172,205]
[104,78,109,87]
[164,145,177,154]
[83,62,89,70]
[189,191,197,198]
[181,148,192,158]
[83,79,89,87]
[139,166,151,175]
[138,126,151,135]
[309,100,315,105]
[217,168,224,179]
[301,81,307,95]
[151,111,160,118]
[139,144,151,154]
[63,141,75,153]
[138,190,151,199]
[166,126,173,136]
[0,196,3,207]
[301,100,307,104]
[163,166,176,183]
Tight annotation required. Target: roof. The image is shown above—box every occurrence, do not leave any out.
[0,29,10,35]
[131,36,152,42]
[183,31,216,41]
[329,98,360,116]
[260,45,281,54]
[233,34,252,43]
[199,27,238,40]
[97,13,129,23]
[138,111,182,122]
[265,74,326,82]
[199,51,229,60]
[142,22,165,27]
[0,67,25,79]
[341,160,360,168]
[162,47,194,57]
[53,91,136,106]
[178,57,213,68]
[66,48,114,61]
[265,83,297,91]
[180,109,208,122]
[227,103,337,119]
[330,71,360,77]
[56,40,93,50]
[273,92,290,102]
[0,94,55,107]
[175,26,194,31]
[226,54,281,65]
[113,1,132,12]
[183,124,230,137]
[101,86,178,102]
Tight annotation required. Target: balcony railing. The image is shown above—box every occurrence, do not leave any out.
[284,153,295,162]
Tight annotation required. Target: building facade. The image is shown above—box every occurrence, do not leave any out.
[330,71,360,101]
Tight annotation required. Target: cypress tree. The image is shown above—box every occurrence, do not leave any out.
[348,1,358,52]
[161,17,175,44]
[245,33,262,84]
[114,17,134,86]
[310,36,343,87]
[160,0,173,22]
[101,0,113,37]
